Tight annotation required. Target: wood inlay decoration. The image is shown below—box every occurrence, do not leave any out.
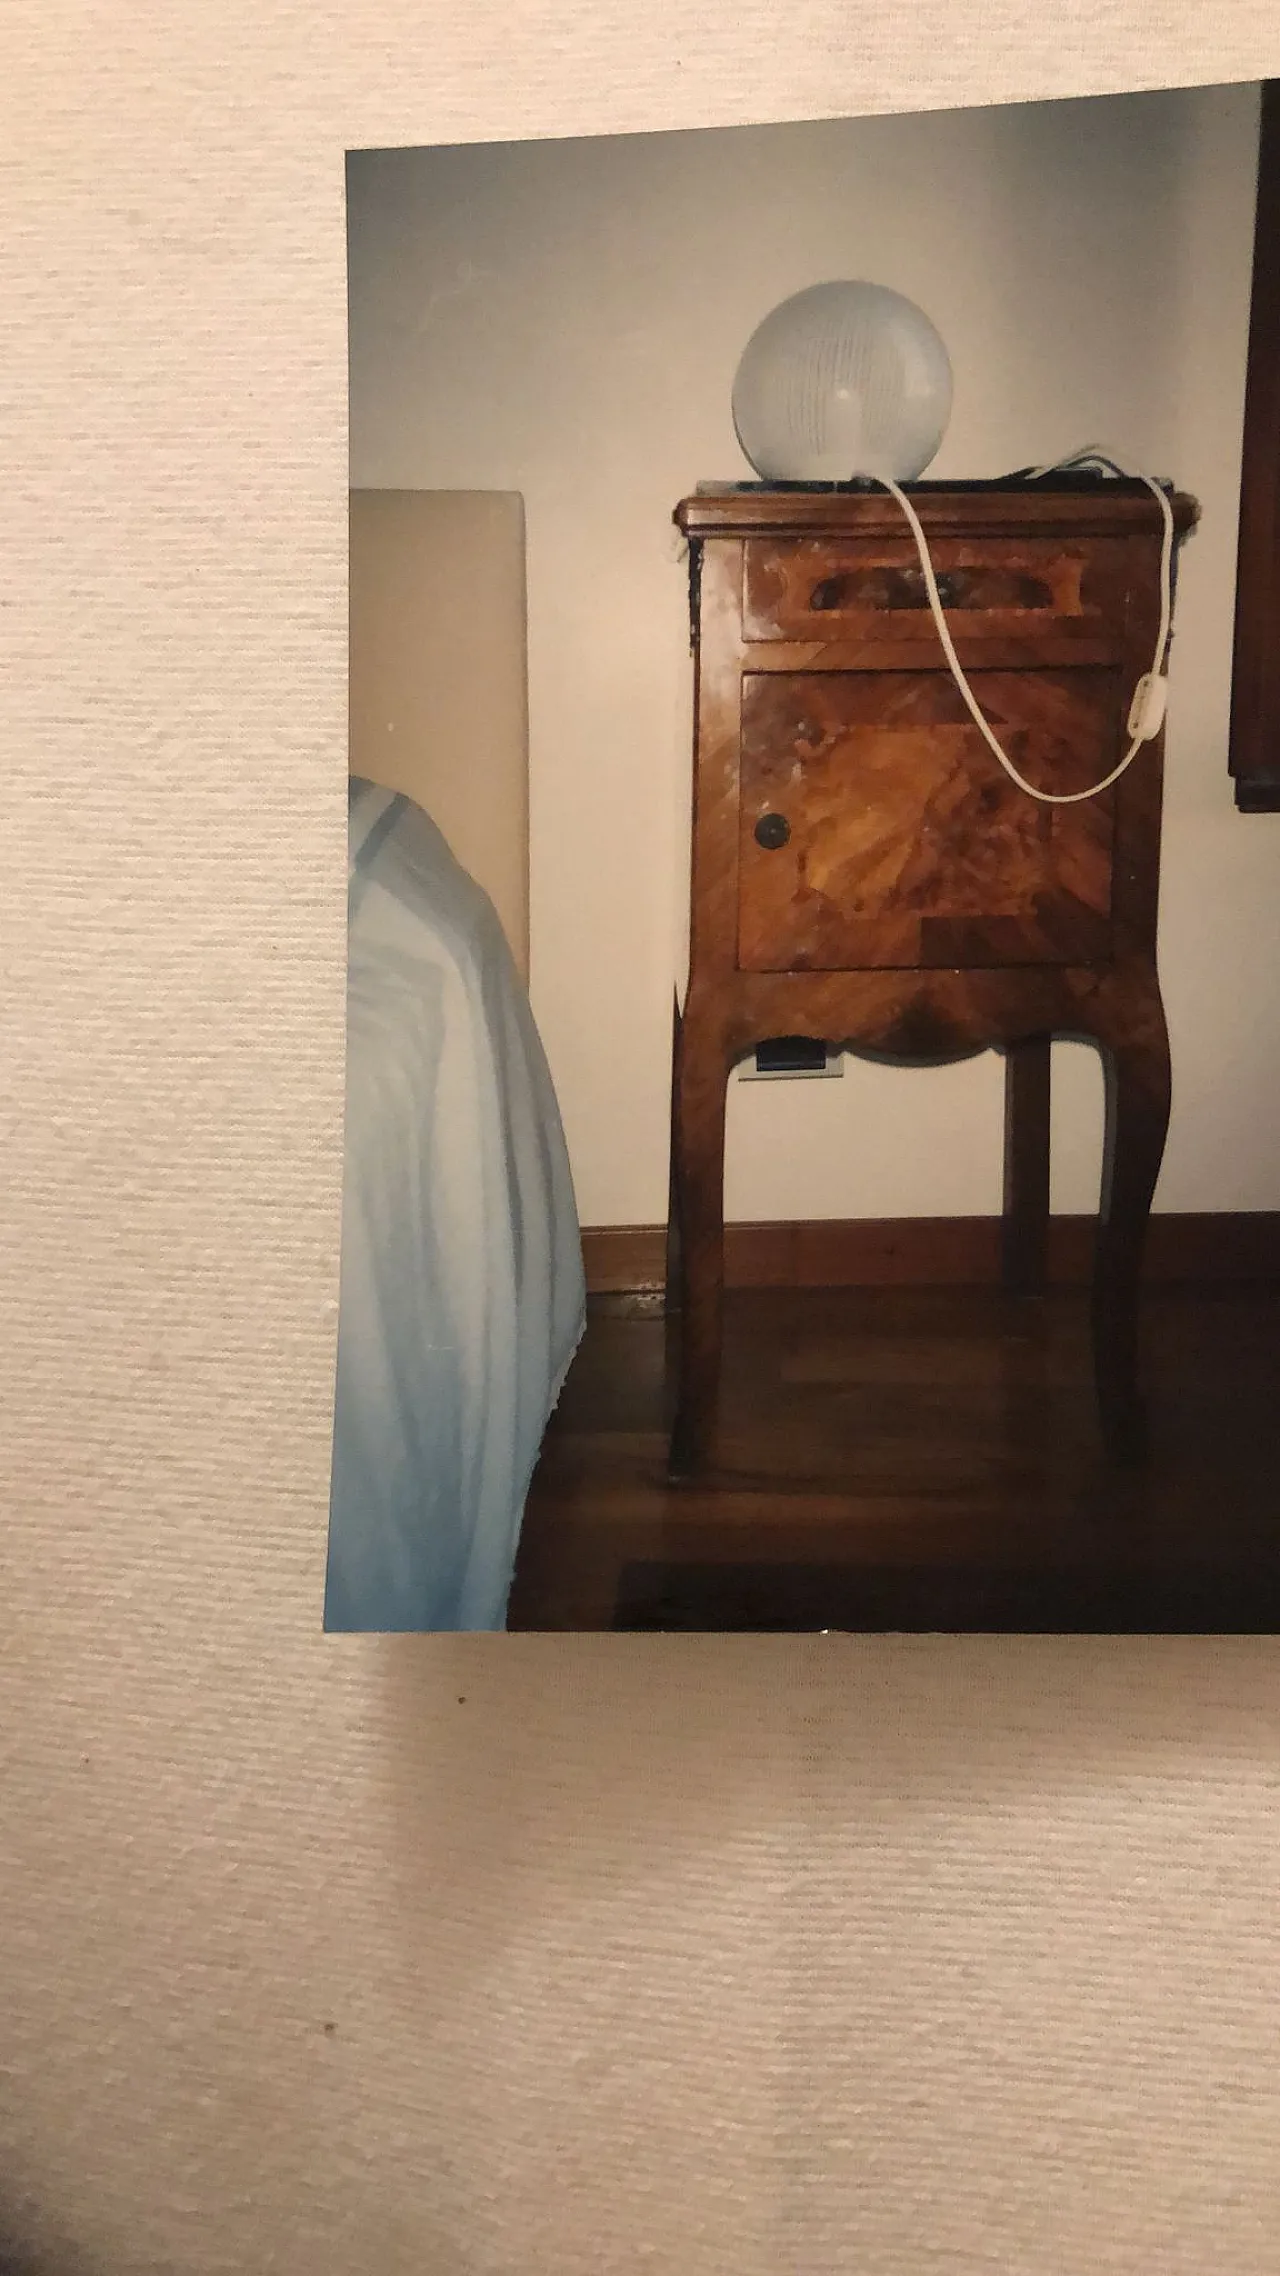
[737,667,1117,971]
[743,536,1115,647]
[667,480,1199,1478]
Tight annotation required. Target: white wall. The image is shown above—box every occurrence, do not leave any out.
[349,83,1280,1228]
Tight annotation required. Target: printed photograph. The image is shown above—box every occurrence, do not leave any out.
[323,79,1280,1632]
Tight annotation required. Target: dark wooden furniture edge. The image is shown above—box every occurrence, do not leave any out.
[583,1213,1280,1298]
[677,487,1199,542]
[1229,80,1280,812]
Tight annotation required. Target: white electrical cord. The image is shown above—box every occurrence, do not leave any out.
[860,447,1176,806]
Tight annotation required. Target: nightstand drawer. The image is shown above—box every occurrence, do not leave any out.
[742,535,1127,653]
[737,665,1118,972]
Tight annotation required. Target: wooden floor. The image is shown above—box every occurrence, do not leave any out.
[507,1282,1280,1631]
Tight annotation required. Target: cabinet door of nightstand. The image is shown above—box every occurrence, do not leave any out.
[737,665,1122,972]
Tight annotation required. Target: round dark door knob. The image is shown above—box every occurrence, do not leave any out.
[754,812,791,850]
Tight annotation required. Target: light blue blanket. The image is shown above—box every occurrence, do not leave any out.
[324,780,585,1632]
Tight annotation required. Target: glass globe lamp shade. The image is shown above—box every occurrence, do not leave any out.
[731,280,954,485]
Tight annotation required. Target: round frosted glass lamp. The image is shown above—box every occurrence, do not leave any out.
[732,280,953,485]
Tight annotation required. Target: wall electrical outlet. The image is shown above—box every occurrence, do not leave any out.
[739,1037,844,1080]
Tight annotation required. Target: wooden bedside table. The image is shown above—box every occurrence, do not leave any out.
[666,478,1199,1477]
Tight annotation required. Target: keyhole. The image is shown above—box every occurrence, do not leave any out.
[754,812,791,851]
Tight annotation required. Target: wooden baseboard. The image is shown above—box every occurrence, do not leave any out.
[582,1214,1280,1296]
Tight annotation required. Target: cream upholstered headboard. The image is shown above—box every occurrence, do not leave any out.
[348,488,530,981]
